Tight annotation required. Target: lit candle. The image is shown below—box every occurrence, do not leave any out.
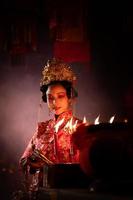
[94,115,100,125]
[83,116,89,125]
[109,115,115,123]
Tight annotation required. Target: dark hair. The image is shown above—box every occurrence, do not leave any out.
[40,80,78,103]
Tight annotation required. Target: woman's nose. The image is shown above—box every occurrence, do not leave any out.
[52,98,59,106]
[52,99,56,105]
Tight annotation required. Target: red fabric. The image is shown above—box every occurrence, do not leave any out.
[21,110,82,164]
[53,41,90,63]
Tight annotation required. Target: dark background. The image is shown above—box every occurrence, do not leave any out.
[0,0,133,199]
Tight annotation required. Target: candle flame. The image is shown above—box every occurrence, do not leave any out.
[94,115,100,125]
[109,115,115,123]
[64,118,78,133]
[73,120,78,131]
[55,118,64,133]
[64,118,72,131]
[83,116,89,125]
[83,116,87,124]
[69,117,73,132]
[65,120,70,129]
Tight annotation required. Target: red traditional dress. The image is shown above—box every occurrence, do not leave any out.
[20,110,82,190]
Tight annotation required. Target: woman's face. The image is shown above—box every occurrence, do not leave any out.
[46,84,70,115]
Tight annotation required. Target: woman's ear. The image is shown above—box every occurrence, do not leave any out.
[68,99,73,107]
[68,98,76,107]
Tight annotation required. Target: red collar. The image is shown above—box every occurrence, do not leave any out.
[54,110,73,122]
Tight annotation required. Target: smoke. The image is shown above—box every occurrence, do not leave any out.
[0,67,49,162]
[71,62,118,123]
[0,61,126,164]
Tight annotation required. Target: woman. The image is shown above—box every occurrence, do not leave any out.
[20,58,82,191]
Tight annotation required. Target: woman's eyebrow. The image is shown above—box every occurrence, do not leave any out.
[47,92,66,95]
[57,92,66,94]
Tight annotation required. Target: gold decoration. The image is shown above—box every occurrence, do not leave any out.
[40,58,77,86]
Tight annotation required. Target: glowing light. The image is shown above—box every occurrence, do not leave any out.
[64,120,69,129]
[64,118,78,133]
[69,117,73,132]
[109,115,115,123]
[124,118,128,123]
[83,116,89,125]
[94,115,100,125]
[83,116,87,124]
[73,120,78,131]
[54,118,64,133]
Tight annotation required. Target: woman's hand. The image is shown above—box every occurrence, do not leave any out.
[28,154,45,169]
[28,156,45,168]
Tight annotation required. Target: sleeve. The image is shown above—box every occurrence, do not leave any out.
[19,121,49,171]
[19,131,37,172]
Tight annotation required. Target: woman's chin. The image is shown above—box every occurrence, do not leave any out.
[54,109,68,115]
[55,111,62,115]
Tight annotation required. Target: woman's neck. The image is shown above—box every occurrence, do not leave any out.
[54,110,72,121]
[55,114,59,120]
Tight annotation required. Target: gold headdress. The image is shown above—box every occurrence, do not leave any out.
[40,58,77,86]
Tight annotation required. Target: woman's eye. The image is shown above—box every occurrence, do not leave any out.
[58,95,65,99]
